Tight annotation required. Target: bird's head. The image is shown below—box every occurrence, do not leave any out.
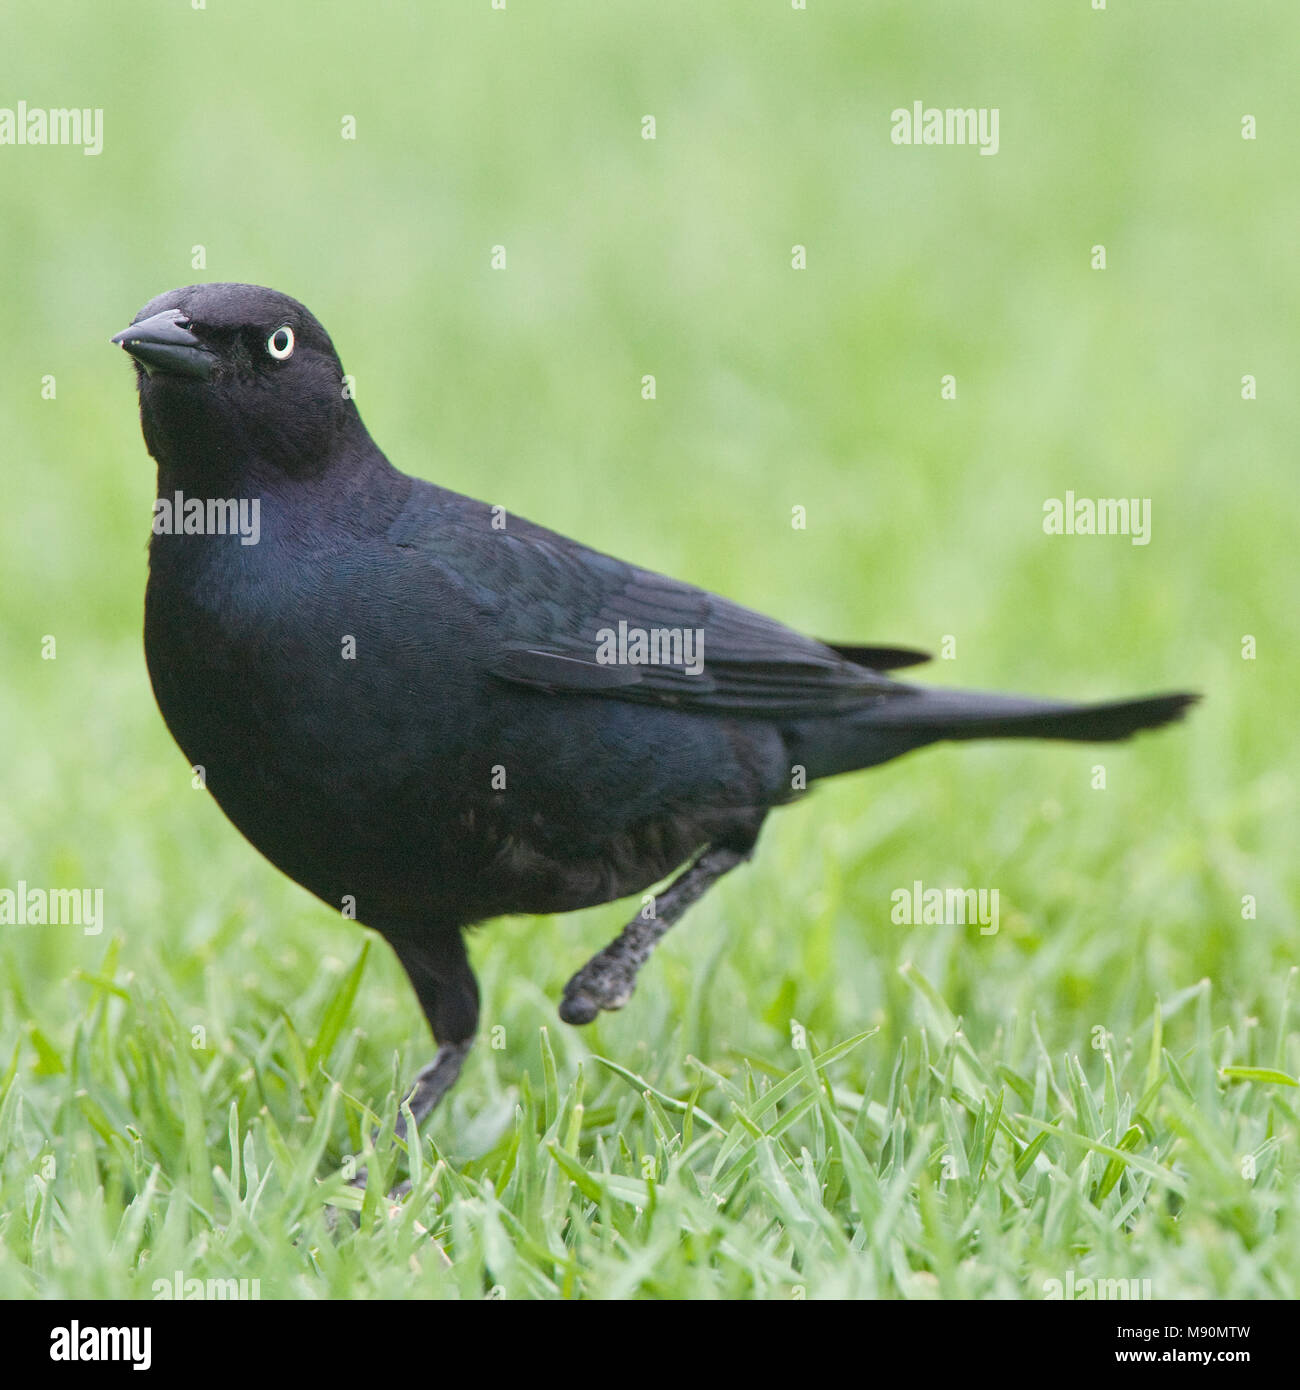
[112,283,363,487]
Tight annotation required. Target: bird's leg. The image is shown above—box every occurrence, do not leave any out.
[348,929,479,1189]
[387,927,480,1131]
[559,844,748,1025]
[395,1040,473,1136]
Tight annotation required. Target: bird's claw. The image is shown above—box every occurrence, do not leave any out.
[559,966,634,1025]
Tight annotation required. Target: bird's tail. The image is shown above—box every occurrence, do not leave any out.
[861,687,1199,742]
[794,687,1198,780]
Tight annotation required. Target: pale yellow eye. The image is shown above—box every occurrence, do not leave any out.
[266,325,295,360]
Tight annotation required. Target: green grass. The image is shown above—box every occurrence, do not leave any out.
[0,0,1297,1299]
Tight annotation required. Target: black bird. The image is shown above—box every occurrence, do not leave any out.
[112,283,1196,1129]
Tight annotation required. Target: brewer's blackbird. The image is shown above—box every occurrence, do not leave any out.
[112,282,1196,1128]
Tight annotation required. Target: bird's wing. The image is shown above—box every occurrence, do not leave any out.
[392,489,927,718]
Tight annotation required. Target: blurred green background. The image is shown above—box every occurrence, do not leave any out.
[0,0,1295,1299]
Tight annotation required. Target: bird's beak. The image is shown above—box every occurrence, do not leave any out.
[111,308,216,381]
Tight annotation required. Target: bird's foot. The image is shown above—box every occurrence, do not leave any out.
[397,1041,473,1134]
[557,845,749,1027]
[339,1039,472,1198]
[559,950,639,1024]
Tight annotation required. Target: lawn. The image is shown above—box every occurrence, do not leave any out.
[0,0,1296,1299]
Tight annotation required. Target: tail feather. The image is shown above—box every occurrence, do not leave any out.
[792,687,1199,781]
[866,688,1200,743]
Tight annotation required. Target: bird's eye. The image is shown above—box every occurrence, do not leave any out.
[266,326,295,360]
